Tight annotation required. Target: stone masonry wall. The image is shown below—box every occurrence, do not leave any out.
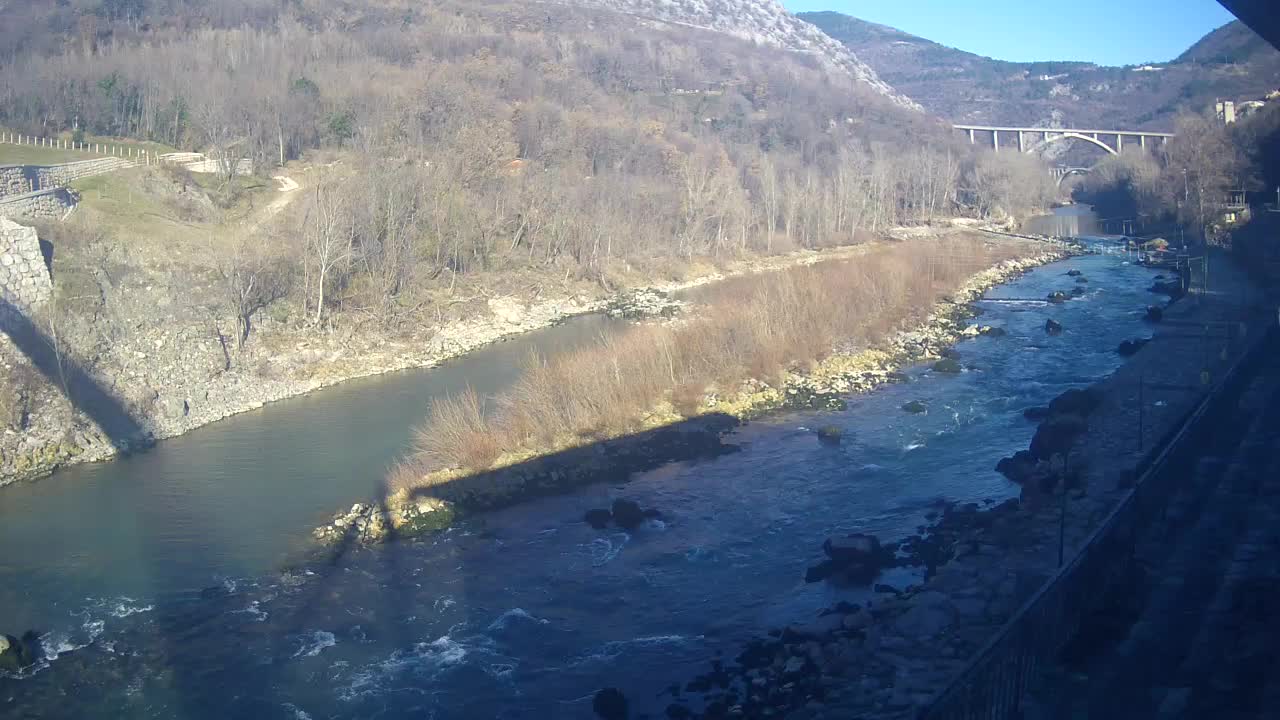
[0,188,78,221]
[0,158,136,200]
[0,166,36,199]
[0,216,52,327]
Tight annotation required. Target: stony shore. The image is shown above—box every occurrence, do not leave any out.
[315,241,1072,545]
[655,249,1272,720]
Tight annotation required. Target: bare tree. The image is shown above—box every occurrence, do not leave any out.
[300,176,355,326]
[211,233,289,347]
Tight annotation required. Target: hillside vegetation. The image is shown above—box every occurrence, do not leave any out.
[0,0,1061,484]
[805,13,1280,131]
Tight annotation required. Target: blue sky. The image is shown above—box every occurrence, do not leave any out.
[783,0,1238,66]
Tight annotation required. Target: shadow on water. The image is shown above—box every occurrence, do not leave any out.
[0,391,740,719]
[0,247,1177,718]
[216,413,738,719]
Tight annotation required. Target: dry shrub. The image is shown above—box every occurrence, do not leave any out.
[401,235,1040,479]
[414,387,500,471]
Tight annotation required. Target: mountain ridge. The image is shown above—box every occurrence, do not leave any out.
[802,12,1280,131]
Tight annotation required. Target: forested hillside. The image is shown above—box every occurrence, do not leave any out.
[804,12,1280,130]
[0,0,1053,323]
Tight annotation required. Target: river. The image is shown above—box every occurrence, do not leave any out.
[0,237,1162,719]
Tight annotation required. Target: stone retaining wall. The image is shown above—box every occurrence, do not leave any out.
[0,217,52,327]
[0,159,136,200]
[0,188,77,221]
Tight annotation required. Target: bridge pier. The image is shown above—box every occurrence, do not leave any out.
[968,128,974,144]
[1117,134,1123,153]
[993,130,999,152]
[1017,131,1024,153]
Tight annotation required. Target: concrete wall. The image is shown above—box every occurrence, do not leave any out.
[0,188,77,221]
[0,217,52,327]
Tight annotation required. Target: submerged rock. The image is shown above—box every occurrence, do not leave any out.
[1044,318,1063,335]
[1070,286,1086,296]
[902,400,928,414]
[1066,269,1083,277]
[593,687,629,720]
[1118,338,1149,357]
[1144,305,1164,323]
[1075,276,1089,284]
[815,425,844,445]
[931,358,962,374]
[1022,406,1052,421]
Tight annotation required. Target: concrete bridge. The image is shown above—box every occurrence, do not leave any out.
[954,124,1175,155]
[1050,166,1093,186]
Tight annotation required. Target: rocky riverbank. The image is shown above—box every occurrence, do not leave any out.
[0,239,904,488]
[315,241,1073,545]
[649,249,1271,720]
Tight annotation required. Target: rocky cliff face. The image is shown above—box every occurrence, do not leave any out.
[560,0,922,110]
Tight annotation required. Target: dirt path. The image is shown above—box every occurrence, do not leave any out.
[263,174,300,218]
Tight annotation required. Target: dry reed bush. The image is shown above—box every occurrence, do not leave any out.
[404,236,1041,476]
[413,387,500,472]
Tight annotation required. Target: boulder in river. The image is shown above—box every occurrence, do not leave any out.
[931,358,962,374]
[815,425,844,445]
[1030,414,1089,460]
[1070,286,1086,296]
[1047,387,1103,416]
[996,450,1038,483]
[1118,338,1150,357]
[806,533,893,585]
[1075,276,1089,284]
[980,326,1008,337]
[593,687,629,720]
[610,499,646,530]
[901,400,928,414]
[588,500,661,530]
[584,508,613,530]
[1066,269,1083,277]
[1044,318,1063,335]
[939,347,961,360]
[1047,291,1069,304]
[1144,305,1164,323]
[0,632,38,673]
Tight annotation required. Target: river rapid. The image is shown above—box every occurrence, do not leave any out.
[0,240,1164,719]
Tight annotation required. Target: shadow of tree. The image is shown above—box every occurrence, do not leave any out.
[0,297,146,450]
